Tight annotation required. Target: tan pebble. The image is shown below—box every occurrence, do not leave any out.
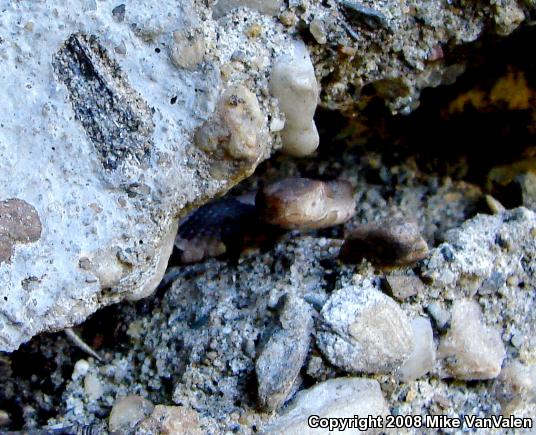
[138,405,203,435]
[257,177,355,230]
[279,10,297,26]
[309,19,327,44]
[384,275,423,301]
[108,395,154,433]
[246,23,262,38]
[405,388,417,402]
[485,195,506,214]
[170,27,205,70]
[0,410,10,427]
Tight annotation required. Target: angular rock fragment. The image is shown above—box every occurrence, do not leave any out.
[265,377,389,435]
[398,317,436,382]
[317,282,413,374]
[384,274,424,301]
[170,27,205,70]
[439,299,505,380]
[339,217,429,268]
[257,178,355,230]
[256,295,314,411]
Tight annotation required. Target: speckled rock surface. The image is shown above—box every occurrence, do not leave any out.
[0,0,533,351]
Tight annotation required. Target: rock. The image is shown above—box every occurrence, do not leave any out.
[212,0,284,18]
[84,373,104,401]
[339,217,429,268]
[317,281,414,374]
[0,410,10,427]
[495,362,536,415]
[256,178,355,230]
[397,317,436,382]
[309,19,327,45]
[425,303,451,332]
[136,405,203,435]
[516,172,536,209]
[265,377,389,435]
[195,84,267,163]
[109,395,154,433]
[170,27,205,70]
[256,295,314,411]
[384,274,424,301]
[439,299,505,380]
[270,41,320,157]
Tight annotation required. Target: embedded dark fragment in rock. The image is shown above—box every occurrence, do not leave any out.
[53,33,154,171]
[0,199,42,264]
[339,217,429,268]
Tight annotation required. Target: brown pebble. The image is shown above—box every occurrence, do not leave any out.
[384,274,424,301]
[256,177,355,230]
[339,217,429,268]
[0,198,42,264]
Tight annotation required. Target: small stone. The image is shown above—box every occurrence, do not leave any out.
[339,217,429,268]
[112,4,126,22]
[0,410,10,427]
[384,274,424,301]
[439,299,505,380]
[256,295,313,411]
[397,317,436,382]
[136,405,203,435]
[309,19,327,44]
[84,373,104,401]
[246,23,262,38]
[495,362,536,414]
[171,27,205,70]
[109,395,154,433]
[195,85,266,162]
[265,377,389,434]
[516,172,536,210]
[279,10,297,26]
[72,359,90,380]
[426,302,450,332]
[486,194,506,214]
[317,281,414,374]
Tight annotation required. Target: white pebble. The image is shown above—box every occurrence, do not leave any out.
[398,317,436,382]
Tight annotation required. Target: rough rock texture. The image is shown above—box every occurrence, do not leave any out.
[0,0,532,350]
[265,377,390,435]
[317,282,414,374]
[255,295,313,411]
[438,299,505,380]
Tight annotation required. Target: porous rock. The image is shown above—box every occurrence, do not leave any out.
[256,295,313,411]
[317,281,414,374]
[265,377,389,435]
[439,299,505,380]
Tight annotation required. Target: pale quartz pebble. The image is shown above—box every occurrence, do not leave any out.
[84,373,104,401]
[398,317,436,382]
[439,299,505,380]
[270,41,320,157]
[109,395,154,433]
[317,281,414,374]
[170,27,205,70]
[195,85,265,161]
[257,177,355,230]
[0,410,9,427]
[495,362,536,414]
[137,405,203,435]
[72,359,90,380]
[309,19,327,44]
[265,377,389,435]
